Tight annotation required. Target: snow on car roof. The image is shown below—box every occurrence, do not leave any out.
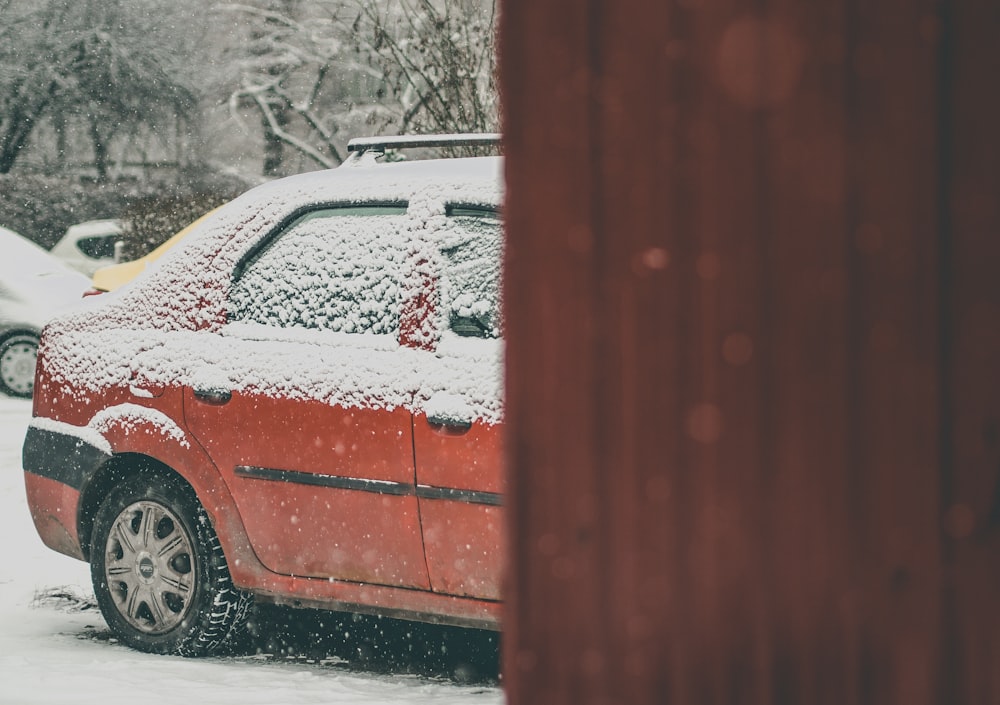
[235,155,503,210]
[41,155,505,424]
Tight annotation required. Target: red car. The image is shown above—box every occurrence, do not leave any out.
[22,135,504,656]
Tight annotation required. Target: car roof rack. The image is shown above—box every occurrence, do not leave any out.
[345,133,501,160]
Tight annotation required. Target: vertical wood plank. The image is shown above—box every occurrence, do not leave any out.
[500,2,602,703]
[942,2,1000,702]
[500,1,1000,703]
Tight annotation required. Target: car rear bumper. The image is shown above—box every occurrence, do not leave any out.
[23,424,112,561]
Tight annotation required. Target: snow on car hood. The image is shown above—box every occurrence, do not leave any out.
[40,157,505,423]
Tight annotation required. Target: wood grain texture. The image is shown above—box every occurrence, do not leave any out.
[500,1,999,703]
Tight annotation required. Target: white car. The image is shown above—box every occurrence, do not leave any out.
[50,219,123,275]
[0,227,91,396]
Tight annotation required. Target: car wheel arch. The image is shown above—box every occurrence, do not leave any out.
[76,451,256,577]
[78,454,163,560]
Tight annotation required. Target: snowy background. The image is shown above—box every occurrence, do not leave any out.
[0,396,501,705]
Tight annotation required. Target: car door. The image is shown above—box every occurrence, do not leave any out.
[412,207,505,600]
[183,205,431,589]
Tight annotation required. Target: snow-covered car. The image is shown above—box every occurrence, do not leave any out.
[50,218,123,275]
[0,226,90,397]
[22,134,505,657]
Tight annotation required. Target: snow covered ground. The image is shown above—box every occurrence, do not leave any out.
[0,396,502,705]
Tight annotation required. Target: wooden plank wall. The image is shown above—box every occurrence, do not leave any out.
[500,1,1000,703]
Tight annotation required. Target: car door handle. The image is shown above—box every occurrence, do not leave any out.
[193,387,232,405]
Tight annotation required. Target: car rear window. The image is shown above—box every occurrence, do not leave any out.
[439,206,502,339]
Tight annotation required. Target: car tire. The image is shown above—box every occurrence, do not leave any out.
[90,473,253,656]
[0,333,39,398]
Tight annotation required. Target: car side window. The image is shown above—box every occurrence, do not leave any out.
[77,234,119,259]
[439,207,502,339]
[228,205,408,334]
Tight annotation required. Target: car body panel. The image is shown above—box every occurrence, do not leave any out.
[23,421,501,630]
[413,411,504,600]
[23,471,87,559]
[185,386,429,588]
[232,559,502,630]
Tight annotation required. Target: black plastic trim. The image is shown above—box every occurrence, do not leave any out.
[235,465,413,496]
[445,203,501,219]
[347,133,501,154]
[253,589,501,631]
[416,485,503,507]
[22,425,111,491]
[235,465,502,507]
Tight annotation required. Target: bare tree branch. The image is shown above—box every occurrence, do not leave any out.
[248,87,337,169]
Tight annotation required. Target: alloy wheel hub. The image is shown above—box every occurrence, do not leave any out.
[105,501,195,634]
[136,553,156,582]
[0,340,37,395]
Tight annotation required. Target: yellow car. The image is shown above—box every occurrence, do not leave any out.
[90,209,218,293]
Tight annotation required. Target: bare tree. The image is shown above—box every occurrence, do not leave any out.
[0,0,198,177]
[221,1,363,173]
[221,0,497,174]
[0,3,72,173]
[355,0,498,137]
[61,29,197,180]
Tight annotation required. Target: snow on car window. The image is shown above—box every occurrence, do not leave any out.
[438,210,502,339]
[229,207,407,335]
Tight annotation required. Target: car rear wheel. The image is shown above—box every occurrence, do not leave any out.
[90,474,252,656]
[0,333,39,398]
